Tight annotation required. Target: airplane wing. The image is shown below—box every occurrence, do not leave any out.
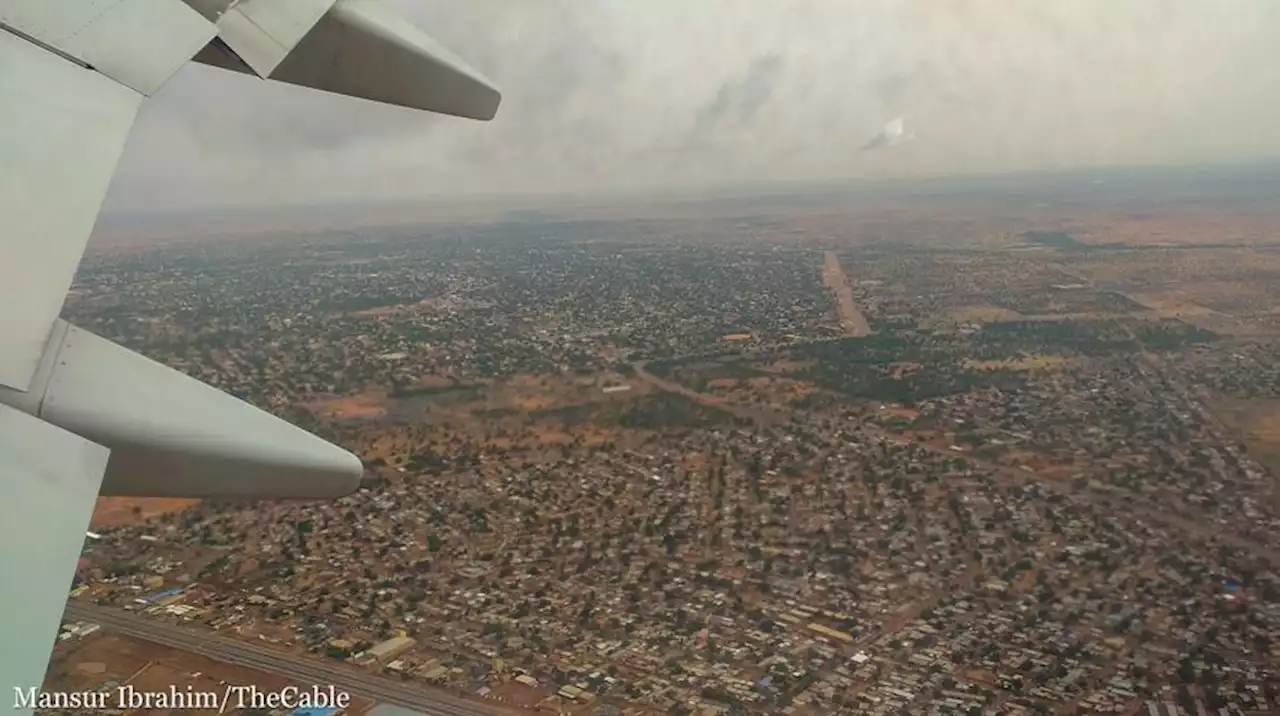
[195,0,501,120]
[0,0,501,706]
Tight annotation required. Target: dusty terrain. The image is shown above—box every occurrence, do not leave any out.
[1209,397,1280,481]
[45,632,375,715]
[91,498,198,529]
[935,304,1024,326]
[306,390,390,421]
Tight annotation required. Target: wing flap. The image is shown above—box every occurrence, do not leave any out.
[213,0,335,77]
[190,0,501,120]
[273,0,501,119]
[0,31,143,391]
[0,403,109,707]
[0,0,215,95]
[1,321,363,499]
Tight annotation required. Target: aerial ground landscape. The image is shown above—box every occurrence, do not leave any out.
[50,170,1280,715]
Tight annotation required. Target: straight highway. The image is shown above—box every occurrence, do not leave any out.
[62,602,507,716]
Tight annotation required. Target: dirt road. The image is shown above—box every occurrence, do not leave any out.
[631,362,782,426]
[822,250,871,337]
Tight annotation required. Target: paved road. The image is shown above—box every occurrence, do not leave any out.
[63,602,507,716]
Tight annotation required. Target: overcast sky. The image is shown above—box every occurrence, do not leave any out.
[103,0,1280,214]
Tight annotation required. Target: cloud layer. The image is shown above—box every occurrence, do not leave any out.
[105,0,1280,212]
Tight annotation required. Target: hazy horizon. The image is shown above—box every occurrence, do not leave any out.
[103,0,1280,215]
[96,160,1280,232]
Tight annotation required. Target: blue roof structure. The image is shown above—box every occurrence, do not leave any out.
[288,708,340,716]
[140,587,185,603]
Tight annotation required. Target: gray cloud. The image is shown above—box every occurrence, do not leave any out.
[695,54,786,134]
[104,0,1280,213]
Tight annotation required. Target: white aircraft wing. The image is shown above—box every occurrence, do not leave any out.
[192,0,501,120]
[0,404,110,707]
[0,0,212,393]
[0,0,502,707]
